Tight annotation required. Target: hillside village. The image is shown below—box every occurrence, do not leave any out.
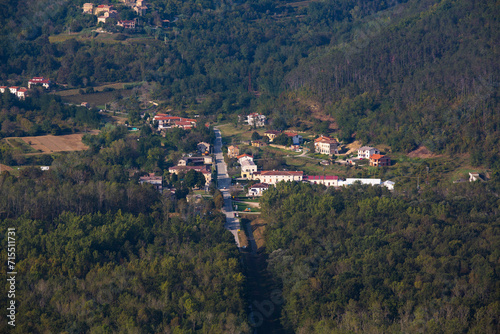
[0,77,52,100]
[83,1,148,28]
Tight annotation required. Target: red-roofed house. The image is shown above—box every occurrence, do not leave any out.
[369,154,390,167]
[284,131,303,145]
[9,87,19,94]
[16,88,28,99]
[175,121,195,129]
[314,135,339,155]
[0,86,7,93]
[303,175,339,187]
[94,4,112,15]
[154,114,196,130]
[28,77,51,89]
[237,154,253,163]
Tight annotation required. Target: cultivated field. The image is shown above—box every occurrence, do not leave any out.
[7,132,99,154]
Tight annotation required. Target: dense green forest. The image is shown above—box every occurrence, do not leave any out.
[0,0,497,161]
[0,210,248,333]
[259,182,500,333]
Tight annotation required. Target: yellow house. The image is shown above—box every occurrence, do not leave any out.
[83,3,94,14]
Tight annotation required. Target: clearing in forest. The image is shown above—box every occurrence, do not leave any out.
[6,132,99,154]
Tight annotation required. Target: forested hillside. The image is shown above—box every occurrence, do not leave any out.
[260,182,500,333]
[0,163,249,333]
[286,0,499,161]
[1,0,497,161]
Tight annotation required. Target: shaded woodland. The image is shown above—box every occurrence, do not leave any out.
[260,182,500,333]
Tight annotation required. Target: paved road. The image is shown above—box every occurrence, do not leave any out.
[214,128,240,247]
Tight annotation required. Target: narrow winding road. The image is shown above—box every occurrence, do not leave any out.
[214,128,240,247]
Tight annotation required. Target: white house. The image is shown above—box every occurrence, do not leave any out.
[241,159,257,178]
[303,175,339,187]
[339,178,382,187]
[469,173,484,182]
[246,113,266,127]
[357,146,380,159]
[248,183,269,197]
[284,132,303,145]
[28,77,51,89]
[16,88,28,99]
[252,170,303,185]
[382,180,395,190]
[237,154,254,164]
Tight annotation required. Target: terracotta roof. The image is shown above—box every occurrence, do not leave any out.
[260,170,303,176]
[29,78,50,84]
[370,154,387,160]
[176,121,194,126]
[284,132,298,137]
[237,154,253,159]
[314,135,337,143]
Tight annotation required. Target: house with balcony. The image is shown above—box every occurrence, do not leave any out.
[228,145,239,158]
[245,113,266,127]
[358,146,380,159]
[314,135,339,155]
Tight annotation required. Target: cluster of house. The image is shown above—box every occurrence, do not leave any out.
[0,77,51,100]
[227,153,394,196]
[138,142,214,190]
[225,151,394,196]
[350,146,391,167]
[153,114,197,130]
[247,174,395,197]
[83,0,147,27]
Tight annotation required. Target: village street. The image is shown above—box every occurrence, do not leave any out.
[214,128,241,247]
